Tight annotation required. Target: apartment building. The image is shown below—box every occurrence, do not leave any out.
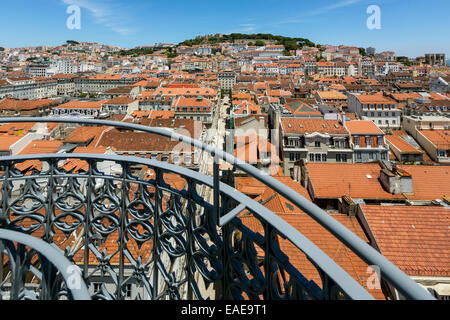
[51,100,107,118]
[0,98,59,117]
[0,77,58,100]
[100,96,139,116]
[348,93,401,129]
[218,70,237,90]
[173,96,213,123]
[345,120,389,163]
[315,90,348,108]
[403,115,450,163]
[74,75,143,94]
[280,118,352,176]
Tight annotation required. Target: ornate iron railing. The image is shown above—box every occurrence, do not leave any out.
[0,117,435,300]
[0,229,90,300]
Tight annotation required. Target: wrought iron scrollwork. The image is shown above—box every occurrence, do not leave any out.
[0,152,434,301]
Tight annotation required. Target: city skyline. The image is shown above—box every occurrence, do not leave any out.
[0,0,449,58]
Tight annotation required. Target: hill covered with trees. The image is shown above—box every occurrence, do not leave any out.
[179,33,316,51]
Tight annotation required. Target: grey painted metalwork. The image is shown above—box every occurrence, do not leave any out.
[0,229,91,300]
[0,117,435,300]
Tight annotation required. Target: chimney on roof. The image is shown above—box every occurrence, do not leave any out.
[341,112,347,127]
[379,162,413,195]
[339,195,359,216]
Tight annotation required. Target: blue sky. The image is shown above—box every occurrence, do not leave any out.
[0,0,449,58]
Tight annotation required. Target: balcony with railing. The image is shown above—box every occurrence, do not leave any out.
[0,118,435,301]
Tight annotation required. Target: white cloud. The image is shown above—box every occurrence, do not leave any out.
[304,0,363,16]
[62,0,135,35]
[275,0,364,25]
[239,24,257,32]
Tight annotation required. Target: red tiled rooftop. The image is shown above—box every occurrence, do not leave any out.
[19,140,63,155]
[397,165,450,201]
[345,120,384,135]
[305,163,404,200]
[385,135,422,154]
[282,119,348,135]
[419,130,450,149]
[360,205,450,278]
[241,213,386,300]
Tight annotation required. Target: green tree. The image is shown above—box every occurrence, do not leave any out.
[359,48,367,56]
[66,40,79,46]
[284,40,299,51]
[164,51,177,58]
[283,49,291,56]
[254,40,265,47]
[0,47,5,52]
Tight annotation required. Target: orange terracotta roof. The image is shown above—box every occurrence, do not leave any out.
[345,120,383,135]
[73,146,108,154]
[354,94,396,104]
[103,96,136,105]
[282,119,348,135]
[360,205,450,277]
[65,126,109,145]
[0,98,59,111]
[306,163,404,200]
[55,100,108,110]
[148,110,175,119]
[397,165,450,201]
[240,213,386,300]
[0,135,24,151]
[316,90,347,100]
[18,140,63,155]
[419,130,450,149]
[385,135,422,154]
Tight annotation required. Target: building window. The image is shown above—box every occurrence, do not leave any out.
[355,136,360,146]
[342,154,347,162]
[309,154,314,162]
[369,152,374,160]
[366,137,371,147]
[356,152,362,161]
[322,154,327,162]
[290,153,295,161]
[378,137,383,146]
[381,152,387,160]
[295,153,301,161]
[315,154,321,162]
[336,154,341,162]
[315,141,321,148]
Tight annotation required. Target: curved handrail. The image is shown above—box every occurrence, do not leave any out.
[0,229,91,300]
[0,153,372,299]
[0,117,435,300]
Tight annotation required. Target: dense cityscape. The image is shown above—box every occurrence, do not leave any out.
[0,3,449,304]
